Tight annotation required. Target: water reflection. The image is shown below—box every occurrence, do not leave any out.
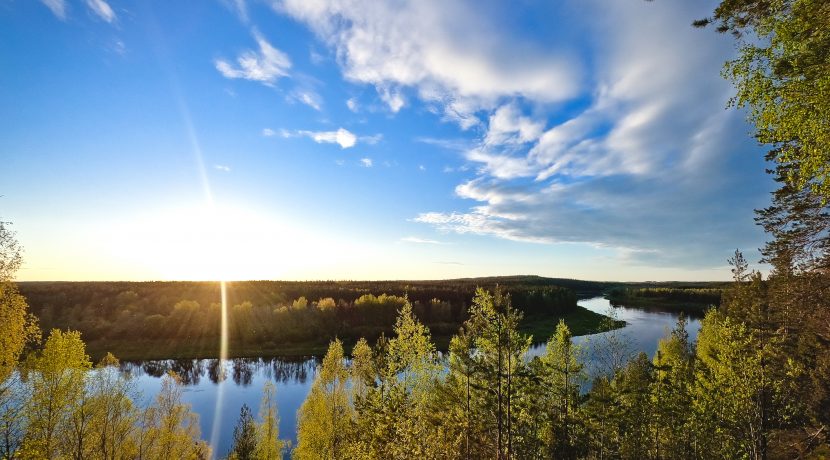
[122,357,318,387]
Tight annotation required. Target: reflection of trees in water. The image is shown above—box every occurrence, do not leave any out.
[137,360,171,378]
[232,358,256,386]
[121,357,319,386]
[208,359,226,384]
[170,360,204,385]
[263,357,318,385]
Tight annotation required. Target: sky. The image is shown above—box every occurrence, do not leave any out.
[0,0,773,282]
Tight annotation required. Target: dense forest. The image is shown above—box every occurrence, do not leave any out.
[16,278,726,359]
[606,287,724,313]
[15,279,586,359]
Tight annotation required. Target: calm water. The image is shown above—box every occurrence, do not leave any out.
[126,297,701,458]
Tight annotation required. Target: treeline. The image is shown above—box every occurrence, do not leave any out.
[606,287,723,312]
[16,279,578,357]
[288,281,829,459]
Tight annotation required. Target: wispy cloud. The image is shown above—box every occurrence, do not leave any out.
[305,0,769,269]
[274,0,579,116]
[288,89,322,111]
[276,128,381,149]
[41,0,67,19]
[346,97,358,112]
[360,158,373,167]
[224,0,248,23]
[85,0,116,22]
[215,30,291,86]
[401,236,445,245]
[214,164,231,172]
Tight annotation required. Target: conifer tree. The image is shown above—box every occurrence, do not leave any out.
[229,404,256,460]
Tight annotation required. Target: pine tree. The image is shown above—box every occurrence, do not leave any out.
[538,320,585,458]
[229,404,257,460]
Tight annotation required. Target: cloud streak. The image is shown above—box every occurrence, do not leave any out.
[85,0,116,22]
[41,0,67,19]
[274,128,382,149]
[215,31,291,86]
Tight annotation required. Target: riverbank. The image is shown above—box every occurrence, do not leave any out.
[84,304,621,360]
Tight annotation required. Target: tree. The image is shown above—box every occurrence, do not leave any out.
[90,353,139,460]
[651,316,695,459]
[538,320,585,458]
[0,220,39,383]
[696,0,830,198]
[293,339,351,460]
[440,287,530,459]
[136,372,209,460]
[254,381,285,460]
[20,329,91,458]
[229,404,257,460]
[692,311,769,459]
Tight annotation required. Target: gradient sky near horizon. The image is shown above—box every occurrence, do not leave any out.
[1,0,773,282]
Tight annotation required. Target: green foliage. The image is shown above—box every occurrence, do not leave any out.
[22,329,91,458]
[293,340,351,460]
[137,372,210,459]
[229,404,257,460]
[698,0,830,198]
[254,381,286,460]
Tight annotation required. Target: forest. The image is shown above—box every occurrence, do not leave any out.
[605,287,724,313]
[16,279,591,359]
[15,277,726,359]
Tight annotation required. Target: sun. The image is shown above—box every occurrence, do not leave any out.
[110,203,307,281]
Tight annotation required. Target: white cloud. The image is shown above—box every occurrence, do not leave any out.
[400,236,445,245]
[360,158,373,167]
[41,0,67,19]
[214,164,231,172]
[289,89,323,110]
[484,104,544,146]
[270,0,770,268]
[304,128,357,149]
[85,0,116,22]
[410,0,770,268]
[262,128,276,137]
[346,97,358,112]
[419,165,426,171]
[280,128,381,149]
[215,31,291,86]
[274,0,579,115]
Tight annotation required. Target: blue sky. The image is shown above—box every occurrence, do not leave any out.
[1,0,772,281]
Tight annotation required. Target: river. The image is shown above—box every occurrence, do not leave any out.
[122,296,702,457]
